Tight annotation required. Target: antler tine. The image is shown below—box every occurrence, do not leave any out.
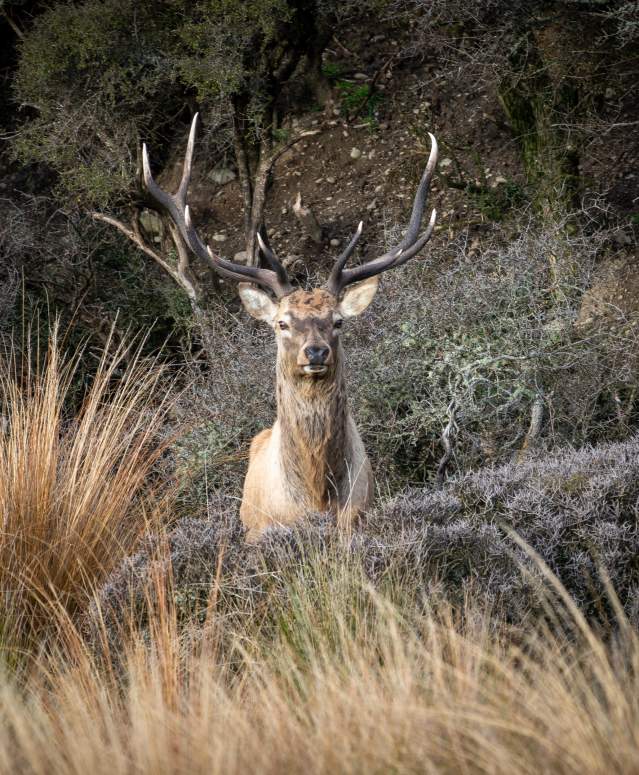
[385,208,437,269]
[398,132,438,250]
[177,111,198,200]
[326,132,438,297]
[256,230,291,287]
[142,113,293,298]
[327,221,363,292]
[200,241,288,290]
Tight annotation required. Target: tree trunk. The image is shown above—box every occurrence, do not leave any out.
[231,92,276,267]
[498,24,581,215]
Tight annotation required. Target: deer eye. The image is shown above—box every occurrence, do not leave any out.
[278,320,289,330]
[334,319,343,329]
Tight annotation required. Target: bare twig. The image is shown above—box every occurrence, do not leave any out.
[332,35,357,59]
[515,394,544,463]
[90,211,202,304]
[437,399,459,485]
[2,11,24,40]
[243,128,320,265]
[266,129,320,170]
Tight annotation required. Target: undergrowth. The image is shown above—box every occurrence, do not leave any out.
[0,326,172,661]
[1,329,639,774]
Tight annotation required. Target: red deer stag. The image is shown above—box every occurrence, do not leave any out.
[143,115,438,540]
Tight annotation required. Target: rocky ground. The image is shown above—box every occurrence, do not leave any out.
[154,15,637,320]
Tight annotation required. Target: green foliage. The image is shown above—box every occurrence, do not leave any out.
[272,126,291,143]
[13,2,183,206]
[321,61,344,80]
[178,0,295,100]
[336,80,383,123]
[13,0,187,207]
[12,0,339,208]
[472,179,528,221]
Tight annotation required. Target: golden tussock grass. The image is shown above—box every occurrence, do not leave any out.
[0,331,638,774]
[0,326,171,658]
[1,559,639,775]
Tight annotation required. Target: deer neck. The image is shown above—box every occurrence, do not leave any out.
[276,352,350,511]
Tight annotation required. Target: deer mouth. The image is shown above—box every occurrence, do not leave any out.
[303,364,328,376]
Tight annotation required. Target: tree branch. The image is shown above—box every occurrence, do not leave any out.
[266,129,321,170]
[515,394,544,463]
[437,400,459,486]
[90,211,201,304]
[2,11,25,40]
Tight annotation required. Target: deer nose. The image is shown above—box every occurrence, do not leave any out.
[305,345,329,364]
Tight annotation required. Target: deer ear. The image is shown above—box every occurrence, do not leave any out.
[238,283,278,324]
[337,276,380,318]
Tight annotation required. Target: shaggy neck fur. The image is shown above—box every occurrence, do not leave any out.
[276,346,350,512]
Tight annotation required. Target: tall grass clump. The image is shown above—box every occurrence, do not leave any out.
[0,326,172,659]
[1,549,639,774]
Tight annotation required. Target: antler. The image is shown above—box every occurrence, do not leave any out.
[326,133,438,297]
[142,113,294,298]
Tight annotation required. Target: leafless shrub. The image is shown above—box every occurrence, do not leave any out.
[0,197,33,326]
[370,435,639,623]
[168,215,636,497]
[168,308,277,505]
[94,433,639,652]
[0,195,98,326]
[599,1,639,46]
[348,216,639,483]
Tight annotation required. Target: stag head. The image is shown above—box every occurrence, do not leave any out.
[239,282,379,380]
[142,113,438,380]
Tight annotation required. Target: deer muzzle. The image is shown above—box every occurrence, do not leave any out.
[302,345,330,375]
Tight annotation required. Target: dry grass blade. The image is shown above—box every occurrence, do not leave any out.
[0,325,174,658]
[1,553,639,774]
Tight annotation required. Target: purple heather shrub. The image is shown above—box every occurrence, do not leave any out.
[93,436,639,651]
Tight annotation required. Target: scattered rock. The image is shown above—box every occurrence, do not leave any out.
[354,72,368,81]
[350,147,362,160]
[440,158,453,168]
[212,233,227,243]
[282,255,303,271]
[329,238,340,248]
[326,176,336,184]
[139,210,162,235]
[233,250,248,264]
[210,167,236,185]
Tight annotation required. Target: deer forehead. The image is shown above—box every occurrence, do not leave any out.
[278,289,337,319]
